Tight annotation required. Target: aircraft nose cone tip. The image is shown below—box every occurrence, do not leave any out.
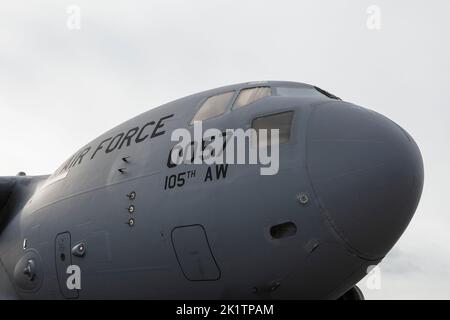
[306,101,424,260]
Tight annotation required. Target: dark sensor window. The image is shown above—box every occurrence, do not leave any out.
[252,111,294,146]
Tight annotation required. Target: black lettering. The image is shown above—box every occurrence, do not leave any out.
[91,138,112,160]
[151,114,174,138]
[222,131,229,151]
[62,153,78,171]
[69,152,81,168]
[70,147,91,167]
[167,147,181,168]
[168,175,177,188]
[119,127,139,149]
[77,146,91,165]
[177,172,186,187]
[207,136,216,157]
[204,167,213,182]
[190,141,197,163]
[215,164,228,179]
[106,133,124,153]
[135,121,155,143]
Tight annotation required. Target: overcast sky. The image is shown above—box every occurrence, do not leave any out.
[1,0,449,299]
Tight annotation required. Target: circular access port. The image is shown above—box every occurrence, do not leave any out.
[14,249,44,292]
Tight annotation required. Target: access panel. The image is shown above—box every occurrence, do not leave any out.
[171,225,221,281]
[55,232,78,299]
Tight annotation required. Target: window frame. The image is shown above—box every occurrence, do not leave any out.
[189,90,237,125]
[250,110,296,147]
[273,85,341,100]
[231,86,273,110]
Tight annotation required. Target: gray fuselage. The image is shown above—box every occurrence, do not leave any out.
[0,81,424,299]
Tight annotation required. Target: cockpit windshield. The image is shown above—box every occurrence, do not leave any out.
[274,86,341,100]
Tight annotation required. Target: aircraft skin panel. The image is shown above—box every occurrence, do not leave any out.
[0,81,423,299]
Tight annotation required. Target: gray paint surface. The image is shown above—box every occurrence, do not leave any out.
[0,81,423,299]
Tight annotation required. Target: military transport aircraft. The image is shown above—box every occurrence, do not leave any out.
[0,81,423,299]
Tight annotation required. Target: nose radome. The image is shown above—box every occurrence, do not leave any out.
[306,101,424,260]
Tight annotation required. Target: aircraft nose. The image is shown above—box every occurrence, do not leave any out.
[306,101,424,260]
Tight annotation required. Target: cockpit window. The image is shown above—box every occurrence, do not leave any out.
[252,111,294,147]
[233,87,272,109]
[274,86,340,100]
[191,91,235,123]
[313,86,341,100]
